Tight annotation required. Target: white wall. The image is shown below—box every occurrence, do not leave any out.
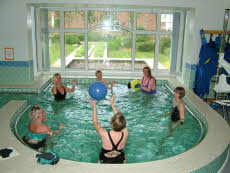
[0,0,229,64]
[0,0,29,61]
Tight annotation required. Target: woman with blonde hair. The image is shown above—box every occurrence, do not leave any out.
[88,94,129,163]
[51,73,77,101]
[95,70,116,89]
[23,105,64,150]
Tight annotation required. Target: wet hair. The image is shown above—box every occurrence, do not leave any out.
[29,105,43,120]
[174,87,186,99]
[143,66,153,78]
[95,70,102,76]
[52,73,61,82]
[111,112,126,132]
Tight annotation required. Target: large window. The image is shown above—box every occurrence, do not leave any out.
[37,8,181,72]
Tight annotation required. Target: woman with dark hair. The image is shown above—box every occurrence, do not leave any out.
[88,94,129,164]
[140,66,156,93]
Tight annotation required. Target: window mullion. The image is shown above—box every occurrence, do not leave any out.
[85,10,88,70]
[132,12,136,71]
[154,12,161,73]
[60,9,65,70]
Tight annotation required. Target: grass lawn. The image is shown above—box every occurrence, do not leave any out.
[94,42,105,57]
[65,44,78,57]
[49,43,60,65]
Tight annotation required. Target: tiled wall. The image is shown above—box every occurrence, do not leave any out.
[0,61,34,84]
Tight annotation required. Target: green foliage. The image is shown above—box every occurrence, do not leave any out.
[122,34,132,48]
[107,40,122,51]
[137,25,146,30]
[77,34,84,41]
[137,40,155,52]
[136,35,151,43]
[159,37,171,54]
[88,32,103,41]
[65,35,80,45]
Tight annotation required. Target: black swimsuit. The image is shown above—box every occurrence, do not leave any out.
[171,105,180,121]
[99,131,125,164]
[54,87,66,101]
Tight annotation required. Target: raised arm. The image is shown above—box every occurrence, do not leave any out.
[108,94,119,114]
[64,80,77,93]
[88,99,106,136]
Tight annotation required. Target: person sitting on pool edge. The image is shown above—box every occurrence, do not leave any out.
[88,94,129,164]
[161,86,186,123]
[23,105,64,151]
[95,70,116,89]
[140,66,156,93]
[51,73,77,101]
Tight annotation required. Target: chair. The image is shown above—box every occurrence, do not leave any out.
[211,74,230,120]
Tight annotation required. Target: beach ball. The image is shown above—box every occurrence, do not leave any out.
[131,80,141,91]
[89,82,108,100]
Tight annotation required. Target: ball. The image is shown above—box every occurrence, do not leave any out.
[131,80,141,91]
[89,81,108,100]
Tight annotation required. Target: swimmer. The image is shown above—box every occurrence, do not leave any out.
[88,94,129,164]
[140,66,156,93]
[23,105,64,151]
[51,73,77,101]
[95,70,116,89]
[161,86,186,123]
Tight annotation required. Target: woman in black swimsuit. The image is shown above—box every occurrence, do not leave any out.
[51,73,77,101]
[88,94,129,164]
[161,87,185,122]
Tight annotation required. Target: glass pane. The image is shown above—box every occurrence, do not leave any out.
[40,10,60,29]
[88,11,133,30]
[115,12,133,29]
[40,32,61,68]
[158,35,171,70]
[135,34,156,70]
[65,33,85,69]
[64,11,84,28]
[88,11,110,28]
[136,13,157,31]
[160,14,173,31]
[88,27,132,70]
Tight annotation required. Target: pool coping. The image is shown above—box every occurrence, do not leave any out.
[0,76,230,173]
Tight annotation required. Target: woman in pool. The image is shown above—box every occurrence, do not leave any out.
[88,94,129,164]
[23,105,64,151]
[161,86,185,123]
[140,66,156,93]
[51,73,77,101]
[95,70,116,89]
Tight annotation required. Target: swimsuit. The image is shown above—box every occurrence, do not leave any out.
[99,131,125,164]
[23,121,48,149]
[141,77,156,93]
[54,87,66,101]
[171,103,181,121]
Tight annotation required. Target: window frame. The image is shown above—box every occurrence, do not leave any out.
[35,7,185,74]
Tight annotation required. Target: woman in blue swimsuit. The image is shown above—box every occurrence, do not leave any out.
[51,73,77,101]
[23,105,64,150]
[88,94,129,164]
[140,66,156,93]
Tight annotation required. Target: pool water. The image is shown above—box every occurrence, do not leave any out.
[7,82,202,163]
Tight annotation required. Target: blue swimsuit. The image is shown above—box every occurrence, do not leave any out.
[141,77,156,93]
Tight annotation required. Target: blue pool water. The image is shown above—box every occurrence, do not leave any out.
[5,82,202,163]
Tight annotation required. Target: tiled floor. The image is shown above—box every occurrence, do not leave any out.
[207,101,230,173]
